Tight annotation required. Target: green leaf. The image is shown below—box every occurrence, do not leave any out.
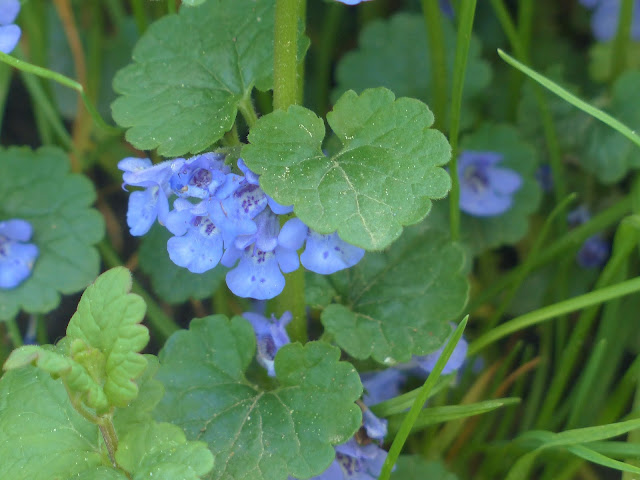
[3,344,111,412]
[425,124,541,253]
[580,71,640,183]
[65,267,148,410]
[0,365,211,480]
[154,315,363,480]
[112,0,307,157]
[332,12,491,130]
[0,146,104,321]
[4,268,150,413]
[139,224,226,303]
[390,456,458,480]
[116,422,214,479]
[320,224,469,364]
[113,355,165,436]
[0,366,107,479]
[242,88,451,250]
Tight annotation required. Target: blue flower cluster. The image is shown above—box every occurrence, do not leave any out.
[568,206,610,269]
[244,311,389,480]
[580,0,640,41]
[457,151,522,217]
[119,153,364,300]
[0,219,39,289]
[0,0,20,54]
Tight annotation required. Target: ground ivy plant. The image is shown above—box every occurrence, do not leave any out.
[3,0,640,479]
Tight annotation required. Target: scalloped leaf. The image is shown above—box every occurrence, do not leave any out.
[0,367,108,479]
[580,71,640,183]
[154,315,362,480]
[424,123,541,253]
[332,12,491,130]
[116,422,214,479]
[3,344,111,412]
[5,268,150,413]
[112,0,307,157]
[242,88,451,251]
[65,267,148,410]
[319,224,469,364]
[0,146,104,321]
[139,224,227,303]
[0,366,211,480]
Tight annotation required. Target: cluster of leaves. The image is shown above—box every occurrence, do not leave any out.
[4,0,640,479]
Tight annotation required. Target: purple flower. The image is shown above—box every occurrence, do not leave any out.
[536,164,553,193]
[458,151,522,217]
[580,0,640,41]
[118,157,174,236]
[167,215,224,274]
[279,218,365,275]
[0,219,39,289]
[0,0,20,54]
[568,205,591,228]
[169,152,228,199]
[292,439,387,480]
[360,369,408,406]
[577,235,610,268]
[567,206,610,269]
[223,210,299,299]
[242,311,292,376]
[361,409,387,442]
[208,182,267,246]
[412,329,468,376]
[119,154,365,300]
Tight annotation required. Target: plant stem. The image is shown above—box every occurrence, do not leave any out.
[273,0,301,111]
[238,96,259,129]
[5,318,22,347]
[269,0,307,343]
[98,416,119,468]
[420,0,447,131]
[447,0,477,242]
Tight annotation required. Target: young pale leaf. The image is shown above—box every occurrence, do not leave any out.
[154,315,363,480]
[3,345,110,412]
[320,225,469,364]
[112,0,306,156]
[116,422,214,479]
[0,147,104,321]
[0,367,106,479]
[425,124,541,253]
[242,88,451,251]
[65,267,148,410]
[333,13,490,130]
[139,224,227,303]
[580,71,640,183]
